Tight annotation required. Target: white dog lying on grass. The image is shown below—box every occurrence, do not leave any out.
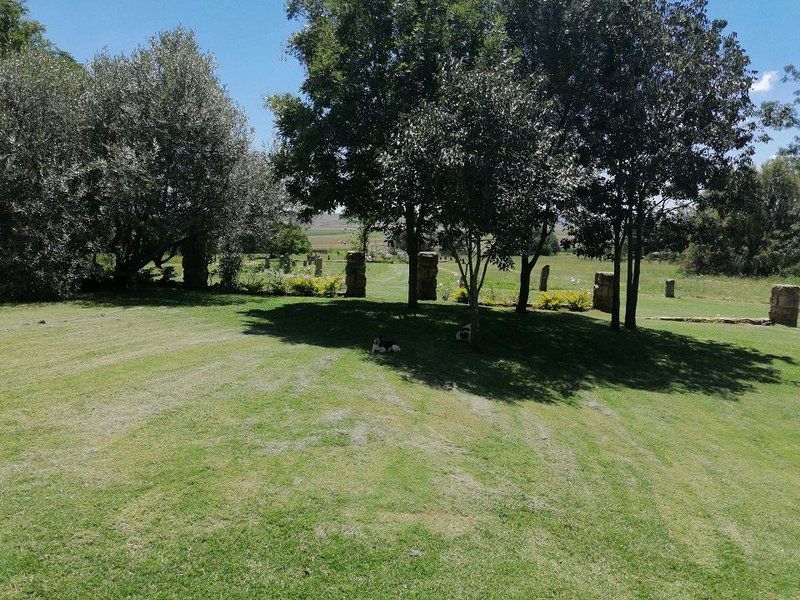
[372,336,401,353]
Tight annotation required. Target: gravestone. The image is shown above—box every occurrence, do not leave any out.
[593,272,615,313]
[665,279,676,298]
[314,256,323,277]
[345,251,366,297]
[416,252,439,301]
[769,284,800,327]
[539,265,550,292]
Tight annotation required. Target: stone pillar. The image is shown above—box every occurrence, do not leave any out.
[314,256,323,277]
[416,252,438,301]
[769,284,800,327]
[539,265,550,292]
[665,279,676,298]
[593,272,615,313]
[345,251,366,297]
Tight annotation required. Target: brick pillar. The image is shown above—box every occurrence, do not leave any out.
[416,252,438,301]
[345,251,366,297]
[539,264,550,292]
[665,279,675,298]
[769,284,799,327]
[593,272,615,313]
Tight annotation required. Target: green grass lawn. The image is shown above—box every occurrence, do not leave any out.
[1,256,799,598]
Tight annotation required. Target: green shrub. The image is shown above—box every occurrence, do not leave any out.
[239,267,266,294]
[315,275,342,298]
[453,287,470,304]
[285,275,318,296]
[218,252,243,289]
[534,290,591,312]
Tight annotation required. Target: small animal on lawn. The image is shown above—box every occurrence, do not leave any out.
[456,323,472,342]
[372,336,401,353]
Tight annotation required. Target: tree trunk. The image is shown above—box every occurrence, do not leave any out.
[611,220,622,331]
[405,207,419,311]
[182,237,210,291]
[516,255,533,314]
[625,202,645,331]
[112,258,138,290]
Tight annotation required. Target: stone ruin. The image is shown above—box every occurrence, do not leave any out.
[665,279,676,298]
[416,252,438,301]
[345,251,366,297]
[769,284,800,327]
[593,272,615,313]
[539,264,550,292]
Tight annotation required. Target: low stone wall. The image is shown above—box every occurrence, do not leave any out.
[416,252,438,301]
[593,272,615,313]
[345,251,366,297]
[769,284,800,327]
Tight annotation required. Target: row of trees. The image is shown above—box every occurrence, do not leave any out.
[1,2,284,299]
[271,0,755,338]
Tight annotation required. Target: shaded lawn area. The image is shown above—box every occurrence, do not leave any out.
[1,289,799,598]
[241,300,791,403]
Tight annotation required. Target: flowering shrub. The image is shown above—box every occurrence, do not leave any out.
[453,287,470,304]
[534,290,591,312]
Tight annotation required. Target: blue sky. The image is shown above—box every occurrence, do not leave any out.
[28,0,799,163]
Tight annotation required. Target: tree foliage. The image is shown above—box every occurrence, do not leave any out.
[87,28,250,288]
[270,0,503,307]
[383,59,580,344]
[0,50,94,299]
[685,157,800,276]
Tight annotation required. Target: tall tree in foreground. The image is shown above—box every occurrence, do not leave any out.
[270,0,501,309]
[87,28,249,289]
[561,0,753,330]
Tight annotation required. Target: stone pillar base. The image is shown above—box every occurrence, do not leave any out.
[345,251,366,297]
[593,272,615,313]
[770,284,799,327]
[416,252,438,301]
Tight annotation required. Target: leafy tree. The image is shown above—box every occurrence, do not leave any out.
[685,157,800,275]
[267,223,311,272]
[220,149,287,255]
[386,59,579,346]
[87,28,249,289]
[270,0,501,309]
[0,0,74,61]
[555,0,754,330]
[761,65,800,156]
[0,50,94,299]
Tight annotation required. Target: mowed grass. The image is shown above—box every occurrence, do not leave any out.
[1,256,799,598]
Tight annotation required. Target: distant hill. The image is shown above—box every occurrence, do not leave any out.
[308,213,353,231]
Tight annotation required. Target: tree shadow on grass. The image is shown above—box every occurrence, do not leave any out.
[241,300,794,404]
[70,288,252,309]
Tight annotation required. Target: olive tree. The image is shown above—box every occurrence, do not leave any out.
[0,50,94,299]
[87,28,250,289]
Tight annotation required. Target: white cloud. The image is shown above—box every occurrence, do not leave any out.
[751,71,778,93]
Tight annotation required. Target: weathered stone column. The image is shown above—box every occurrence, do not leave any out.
[345,251,366,297]
[769,284,800,327]
[314,256,323,277]
[416,252,438,301]
[539,264,550,292]
[593,272,615,313]
[665,279,676,298]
